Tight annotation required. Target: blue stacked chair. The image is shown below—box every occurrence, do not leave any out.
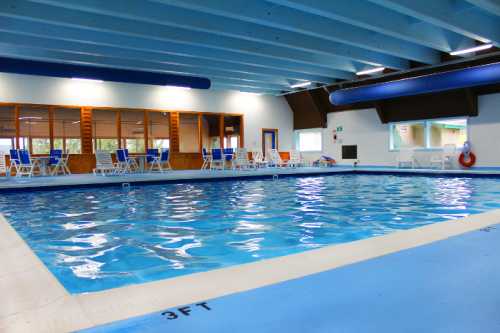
[210,148,224,170]
[9,149,20,175]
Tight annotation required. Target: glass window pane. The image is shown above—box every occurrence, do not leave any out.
[201,114,220,149]
[0,106,16,152]
[391,123,425,149]
[148,111,170,149]
[298,132,322,152]
[92,109,118,153]
[429,118,467,148]
[19,106,50,154]
[179,114,199,153]
[53,108,81,154]
[121,110,145,153]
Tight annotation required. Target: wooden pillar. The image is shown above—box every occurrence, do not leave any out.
[219,114,224,149]
[48,107,54,150]
[80,108,93,154]
[169,111,180,152]
[144,110,149,150]
[239,115,244,148]
[197,113,202,153]
[14,105,20,149]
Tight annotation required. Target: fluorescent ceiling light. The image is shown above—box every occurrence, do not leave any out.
[450,44,493,56]
[166,85,191,90]
[290,81,311,88]
[356,67,385,76]
[71,78,103,83]
[240,91,261,95]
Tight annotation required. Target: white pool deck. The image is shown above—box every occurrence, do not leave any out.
[2,167,500,332]
[0,166,500,191]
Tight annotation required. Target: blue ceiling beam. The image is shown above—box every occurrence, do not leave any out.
[211,81,284,93]
[267,0,475,52]
[10,0,408,69]
[0,17,357,78]
[464,0,500,17]
[0,5,366,74]
[0,56,210,89]
[0,31,341,84]
[369,0,500,45]
[60,0,442,65]
[210,84,279,95]
[0,44,300,90]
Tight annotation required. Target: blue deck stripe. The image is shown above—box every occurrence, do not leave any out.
[80,225,500,333]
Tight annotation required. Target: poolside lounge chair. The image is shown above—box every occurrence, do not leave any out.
[397,149,415,168]
[210,148,224,170]
[233,148,254,170]
[8,149,20,175]
[201,148,211,170]
[224,148,234,169]
[288,150,304,167]
[267,149,288,168]
[251,151,268,168]
[49,149,71,175]
[17,149,39,177]
[430,144,456,170]
[149,149,171,172]
[124,149,139,171]
[116,149,139,173]
[93,150,119,176]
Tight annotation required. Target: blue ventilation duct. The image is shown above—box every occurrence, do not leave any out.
[330,62,500,105]
[0,56,211,89]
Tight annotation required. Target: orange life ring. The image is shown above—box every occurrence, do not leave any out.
[459,152,476,168]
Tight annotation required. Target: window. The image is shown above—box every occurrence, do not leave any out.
[0,106,16,152]
[53,108,81,154]
[179,114,199,153]
[148,111,170,149]
[223,136,238,149]
[390,118,468,150]
[390,122,425,149]
[92,109,118,152]
[295,130,322,152]
[19,106,50,154]
[121,110,145,153]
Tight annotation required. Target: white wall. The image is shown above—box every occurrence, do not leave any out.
[0,73,294,151]
[315,93,500,168]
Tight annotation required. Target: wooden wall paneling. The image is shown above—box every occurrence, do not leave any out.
[219,114,224,148]
[197,113,202,153]
[80,108,93,154]
[48,106,54,150]
[144,110,149,150]
[169,152,203,170]
[169,111,180,152]
[14,105,19,149]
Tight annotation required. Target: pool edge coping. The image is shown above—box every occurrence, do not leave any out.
[2,209,500,332]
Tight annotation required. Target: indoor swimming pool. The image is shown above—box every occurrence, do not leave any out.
[2,174,500,294]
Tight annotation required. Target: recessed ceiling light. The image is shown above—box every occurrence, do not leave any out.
[356,67,385,76]
[71,78,104,83]
[290,81,311,88]
[450,44,493,56]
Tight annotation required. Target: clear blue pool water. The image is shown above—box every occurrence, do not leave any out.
[2,174,500,294]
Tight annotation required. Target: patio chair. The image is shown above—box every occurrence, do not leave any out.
[17,149,39,177]
[233,148,253,170]
[251,151,268,168]
[49,149,71,175]
[430,144,456,170]
[210,148,224,170]
[9,149,20,175]
[93,150,119,176]
[288,150,304,167]
[201,148,212,170]
[146,148,159,171]
[116,149,134,174]
[124,148,139,171]
[149,149,171,172]
[224,148,234,169]
[267,149,288,168]
[397,149,415,168]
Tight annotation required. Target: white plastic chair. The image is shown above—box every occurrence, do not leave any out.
[93,151,119,176]
[288,150,304,167]
[397,149,415,168]
[233,148,253,170]
[430,144,456,169]
[251,151,268,168]
[267,149,288,168]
